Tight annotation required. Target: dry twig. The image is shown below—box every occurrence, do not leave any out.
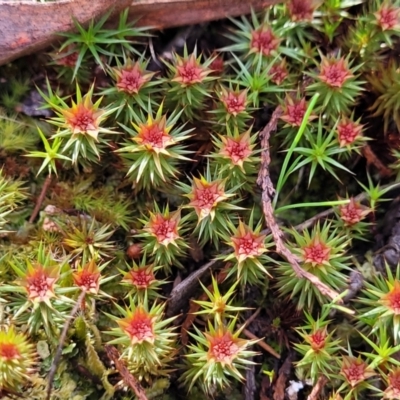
[105,345,148,400]
[307,375,328,400]
[47,289,87,400]
[29,174,52,223]
[243,328,280,359]
[256,107,342,303]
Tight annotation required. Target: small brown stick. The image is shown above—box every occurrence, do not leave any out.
[47,289,87,400]
[307,375,328,400]
[105,345,148,400]
[256,107,341,303]
[29,174,52,223]
[243,328,280,359]
[362,144,392,177]
[240,307,261,330]
[273,354,292,400]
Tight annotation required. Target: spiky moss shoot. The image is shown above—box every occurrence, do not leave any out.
[336,116,366,149]
[269,58,289,85]
[209,125,260,191]
[306,54,365,118]
[1,243,74,344]
[275,222,351,310]
[100,55,159,124]
[162,46,216,121]
[72,258,115,304]
[357,265,400,344]
[0,326,36,393]
[335,355,377,399]
[367,60,400,133]
[182,318,258,394]
[62,218,116,260]
[44,83,119,166]
[177,168,243,249]
[106,296,177,382]
[193,276,249,326]
[294,309,342,383]
[136,204,189,273]
[277,93,318,147]
[375,2,400,31]
[221,8,303,65]
[286,0,321,22]
[0,170,28,233]
[219,212,275,286]
[116,102,193,192]
[332,197,372,243]
[120,260,165,302]
[383,368,400,399]
[209,84,252,130]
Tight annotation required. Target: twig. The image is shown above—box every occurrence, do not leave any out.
[273,353,292,400]
[240,307,261,330]
[166,253,228,317]
[46,289,87,400]
[307,375,328,400]
[105,345,148,400]
[243,328,280,359]
[256,107,342,303]
[29,174,52,223]
[244,362,256,400]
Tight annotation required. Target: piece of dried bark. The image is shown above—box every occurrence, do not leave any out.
[0,0,283,66]
[105,345,148,400]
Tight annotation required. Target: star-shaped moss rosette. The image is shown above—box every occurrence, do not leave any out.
[43,82,119,166]
[119,258,165,302]
[193,276,249,326]
[277,93,318,148]
[0,244,74,344]
[62,218,116,260]
[209,125,260,191]
[332,197,372,242]
[181,317,258,394]
[106,296,177,382]
[208,83,253,130]
[374,2,400,32]
[335,354,377,399]
[306,53,365,118]
[275,221,351,310]
[334,113,371,156]
[162,46,216,121]
[286,0,322,22]
[221,8,302,64]
[294,308,342,383]
[357,264,400,344]
[72,258,116,302]
[219,212,275,286]
[0,326,36,393]
[177,169,243,248]
[136,204,189,274]
[116,102,193,191]
[100,55,159,124]
[383,367,400,399]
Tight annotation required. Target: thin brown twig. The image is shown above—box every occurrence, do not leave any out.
[47,289,87,400]
[307,375,328,400]
[240,307,261,330]
[29,174,52,224]
[105,345,148,400]
[256,106,341,303]
[243,328,280,359]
